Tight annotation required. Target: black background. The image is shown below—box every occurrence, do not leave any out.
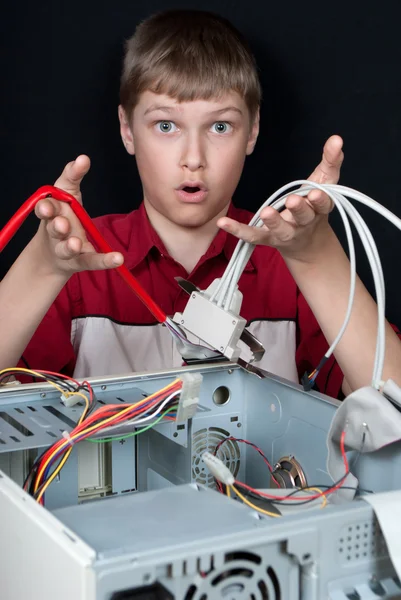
[2,1,401,325]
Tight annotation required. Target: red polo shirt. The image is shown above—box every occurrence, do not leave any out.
[21,203,344,397]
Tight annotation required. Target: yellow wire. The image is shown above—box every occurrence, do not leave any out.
[35,395,90,503]
[0,369,92,412]
[36,448,73,503]
[63,390,90,405]
[0,366,92,501]
[34,378,181,495]
[0,367,65,395]
[300,486,327,509]
[226,486,231,498]
[34,393,93,493]
[231,485,280,518]
[0,367,90,501]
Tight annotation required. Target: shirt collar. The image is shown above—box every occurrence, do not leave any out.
[124,203,165,269]
[124,202,256,273]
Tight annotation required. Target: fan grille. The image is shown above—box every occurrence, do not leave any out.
[183,551,281,600]
[192,427,240,487]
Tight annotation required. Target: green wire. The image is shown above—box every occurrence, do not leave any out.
[86,407,176,444]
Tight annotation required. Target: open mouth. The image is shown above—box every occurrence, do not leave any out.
[176,182,208,203]
[182,186,201,193]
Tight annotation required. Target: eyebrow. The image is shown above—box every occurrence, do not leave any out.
[144,105,175,116]
[144,104,244,117]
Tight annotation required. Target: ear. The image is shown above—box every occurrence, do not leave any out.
[118,105,135,155]
[246,108,260,156]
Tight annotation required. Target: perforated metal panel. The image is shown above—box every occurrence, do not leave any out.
[337,518,389,565]
[181,551,282,599]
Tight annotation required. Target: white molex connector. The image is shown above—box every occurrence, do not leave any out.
[175,373,203,423]
[61,392,84,408]
[202,451,235,485]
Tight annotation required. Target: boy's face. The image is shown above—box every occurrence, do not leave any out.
[119,90,259,228]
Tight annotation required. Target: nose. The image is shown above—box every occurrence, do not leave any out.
[179,131,206,171]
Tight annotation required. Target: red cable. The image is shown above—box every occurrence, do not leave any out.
[0,185,167,323]
[230,430,350,502]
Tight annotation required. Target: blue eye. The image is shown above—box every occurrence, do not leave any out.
[157,121,177,133]
[212,122,231,133]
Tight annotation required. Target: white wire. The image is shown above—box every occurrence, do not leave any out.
[263,183,387,387]
[337,198,385,385]
[269,186,386,383]
[91,391,180,437]
[209,180,398,388]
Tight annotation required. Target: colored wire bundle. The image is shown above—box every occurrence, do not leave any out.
[23,377,182,505]
[212,436,279,492]
[0,367,94,409]
[212,431,355,517]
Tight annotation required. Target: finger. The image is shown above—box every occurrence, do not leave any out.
[218,217,272,245]
[54,155,91,202]
[46,216,72,241]
[308,135,344,185]
[219,210,295,245]
[35,198,62,220]
[284,194,316,226]
[306,188,334,215]
[258,207,295,242]
[77,251,124,271]
[54,237,84,260]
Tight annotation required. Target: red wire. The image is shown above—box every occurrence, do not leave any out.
[213,436,279,492]
[339,429,349,471]
[34,382,182,490]
[0,185,167,323]
[231,430,349,502]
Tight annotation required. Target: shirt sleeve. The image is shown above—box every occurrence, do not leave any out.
[295,291,344,399]
[17,276,80,376]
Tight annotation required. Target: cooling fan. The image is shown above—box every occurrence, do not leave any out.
[192,426,240,487]
[183,551,281,600]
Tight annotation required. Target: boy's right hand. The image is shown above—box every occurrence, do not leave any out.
[33,155,124,277]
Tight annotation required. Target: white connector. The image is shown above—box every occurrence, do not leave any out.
[173,292,246,361]
[202,451,235,485]
[175,373,203,423]
[61,392,83,408]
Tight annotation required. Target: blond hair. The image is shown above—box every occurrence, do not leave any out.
[120,10,261,121]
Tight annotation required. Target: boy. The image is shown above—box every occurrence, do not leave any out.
[0,9,400,398]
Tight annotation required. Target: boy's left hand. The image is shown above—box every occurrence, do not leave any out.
[217,135,344,262]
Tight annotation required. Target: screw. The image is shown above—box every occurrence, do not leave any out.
[237,422,242,428]
[228,369,233,374]
[181,320,184,325]
[101,385,107,391]
[119,439,126,445]
[192,294,196,299]
[220,346,224,351]
[232,320,236,325]
[173,432,178,438]
[40,393,46,398]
